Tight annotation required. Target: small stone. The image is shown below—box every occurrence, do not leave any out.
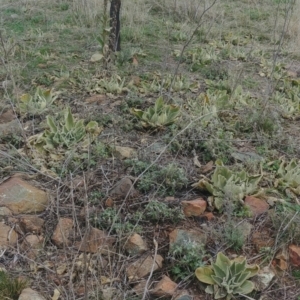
[151,275,177,297]
[51,218,74,247]
[0,109,15,124]
[244,196,269,216]
[21,235,44,259]
[0,207,12,218]
[0,223,18,248]
[173,291,193,300]
[254,266,275,291]
[75,227,116,254]
[201,212,214,221]
[181,198,207,217]
[20,216,45,234]
[132,280,147,295]
[18,288,46,300]
[126,255,163,282]
[0,178,48,214]
[105,198,114,207]
[169,229,207,249]
[110,178,137,198]
[289,244,300,267]
[124,233,148,255]
[252,229,275,252]
[0,120,22,141]
[114,146,137,159]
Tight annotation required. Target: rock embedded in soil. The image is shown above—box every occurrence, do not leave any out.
[244,196,269,216]
[75,227,116,254]
[0,177,48,214]
[113,146,137,159]
[0,207,12,219]
[151,275,177,298]
[21,234,44,259]
[0,120,22,139]
[181,198,207,217]
[19,216,45,234]
[173,291,193,300]
[0,223,18,248]
[132,280,147,295]
[254,266,275,291]
[124,233,148,255]
[252,229,275,252]
[18,288,46,300]
[51,218,74,247]
[109,177,138,198]
[289,244,300,267]
[126,254,164,282]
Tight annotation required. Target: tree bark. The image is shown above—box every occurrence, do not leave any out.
[109,0,121,52]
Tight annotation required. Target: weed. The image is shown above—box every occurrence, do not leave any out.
[169,242,207,280]
[292,270,300,280]
[138,200,184,224]
[0,270,28,300]
[125,160,188,196]
[92,208,141,235]
[223,221,246,251]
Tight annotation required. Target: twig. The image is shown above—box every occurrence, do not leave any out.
[142,238,158,300]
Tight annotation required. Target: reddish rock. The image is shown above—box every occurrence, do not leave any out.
[151,275,177,297]
[124,233,148,255]
[252,229,275,252]
[126,254,163,282]
[52,218,74,247]
[105,198,114,207]
[21,234,44,259]
[289,244,300,267]
[75,227,116,254]
[0,177,48,214]
[201,212,214,221]
[181,198,207,217]
[244,196,269,216]
[0,223,18,248]
[20,216,44,234]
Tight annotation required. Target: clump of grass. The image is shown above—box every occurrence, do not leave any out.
[0,270,28,300]
[169,242,207,280]
[91,208,142,235]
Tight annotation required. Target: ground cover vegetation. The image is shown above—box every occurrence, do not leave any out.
[0,0,300,299]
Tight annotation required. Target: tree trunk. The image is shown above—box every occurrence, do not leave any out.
[109,0,121,52]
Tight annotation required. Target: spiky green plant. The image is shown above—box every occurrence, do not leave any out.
[192,162,262,211]
[275,159,300,196]
[195,252,259,300]
[18,87,57,115]
[131,97,180,129]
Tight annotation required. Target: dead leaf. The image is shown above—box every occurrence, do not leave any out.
[56,263,67,275]
[200,161,214,173]
[52,289,60,300]
[132,56,138,66]
[90,53,103,62]
[193,155,201,168]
